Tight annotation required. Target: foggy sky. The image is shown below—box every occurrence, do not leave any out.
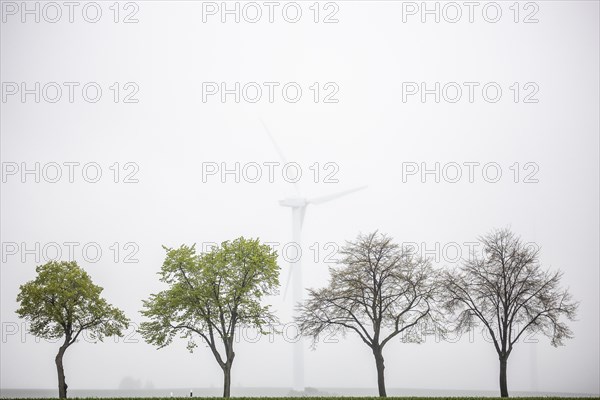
[1,0,598,396]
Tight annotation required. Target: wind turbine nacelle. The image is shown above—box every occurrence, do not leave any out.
[279,198,307,207]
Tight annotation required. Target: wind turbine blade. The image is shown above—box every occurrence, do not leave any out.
[282,265,293,301]
[260,118,289,164]
[259,118,301,196]
[308,185,367,205]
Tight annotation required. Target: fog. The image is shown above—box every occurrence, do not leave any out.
[1,0,598,396]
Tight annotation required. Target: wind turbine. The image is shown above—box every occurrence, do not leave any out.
[260,120,366,392]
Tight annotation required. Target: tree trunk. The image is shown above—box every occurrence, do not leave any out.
[499,356,509,398]
[222,364,231,398]
[55,345,69,399]
[373,346,387,397]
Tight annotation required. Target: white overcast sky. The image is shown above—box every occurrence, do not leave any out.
[1,0,599,396]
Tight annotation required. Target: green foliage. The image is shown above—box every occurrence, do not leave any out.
[16,261,129,345]
[139,237,280,353]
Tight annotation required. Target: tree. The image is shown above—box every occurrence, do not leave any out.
[16,261,129,399]
[296,232,440,397]
[441,228,578,397]
[139,237,280,398]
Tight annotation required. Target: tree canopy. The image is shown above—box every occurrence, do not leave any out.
[16,260,129,345]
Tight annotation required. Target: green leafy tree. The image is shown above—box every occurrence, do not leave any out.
[16,261,129,399]
[139,237,280,398]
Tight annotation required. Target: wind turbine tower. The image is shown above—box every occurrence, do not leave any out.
[261,120,366,392]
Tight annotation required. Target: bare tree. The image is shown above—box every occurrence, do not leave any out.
[442,228,578,397]
[295,232,440,397]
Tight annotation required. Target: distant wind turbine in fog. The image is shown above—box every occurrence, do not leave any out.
[260,119,366,392]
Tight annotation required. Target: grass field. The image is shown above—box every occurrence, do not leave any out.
[2,397,599,400]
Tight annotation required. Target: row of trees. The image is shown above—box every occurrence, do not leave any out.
[296,230,578,397]
[15,230,578,399]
